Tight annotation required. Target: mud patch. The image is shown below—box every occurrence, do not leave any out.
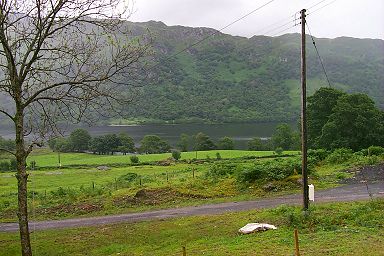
[113,187,208,207]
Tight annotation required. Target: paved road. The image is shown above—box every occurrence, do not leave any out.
[1,182,383,232]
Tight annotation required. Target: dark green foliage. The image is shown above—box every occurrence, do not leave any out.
[117,133,135,154]
[140,135,170,154]
[193,132,216,151]
[217,136,234,150]
[274,147,284,155]
[247,137,264,151]
[368,146,384,156]
[316,93,384,150]
[117,24,384,124]
[69,129,91,152]
[271,123,299,150]
[206,163,237,178]
[307,88,346,148]
[237,158,302,183]
[216,152,222,160]
[0,161,10,172]
[171,150,181,160]
[177,133,190,152]
[307,149,329,165]
[325,148,354,164]
[130,155,139,164]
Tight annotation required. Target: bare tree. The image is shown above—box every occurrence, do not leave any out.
[0,1,151,255]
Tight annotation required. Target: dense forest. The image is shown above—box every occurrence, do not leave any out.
[119,21,384,123]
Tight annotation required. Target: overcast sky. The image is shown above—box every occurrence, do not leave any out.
[129,0,384,39]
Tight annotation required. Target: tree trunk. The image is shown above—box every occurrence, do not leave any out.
[15,110,32,256]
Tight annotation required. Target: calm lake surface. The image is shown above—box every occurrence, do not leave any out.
[0,122,296,149]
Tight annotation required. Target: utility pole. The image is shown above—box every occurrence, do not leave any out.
[300,9,309,210]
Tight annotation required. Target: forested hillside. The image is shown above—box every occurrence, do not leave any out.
[1,20,383,125]
[120,21,384,123]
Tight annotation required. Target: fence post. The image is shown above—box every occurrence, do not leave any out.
[182,246,186,256]
[294,229,300,256]
[92,181,95,190]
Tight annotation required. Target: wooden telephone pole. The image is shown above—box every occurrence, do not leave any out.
[300,9,309,210]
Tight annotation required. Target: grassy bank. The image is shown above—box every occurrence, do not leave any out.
[1,199,383,255]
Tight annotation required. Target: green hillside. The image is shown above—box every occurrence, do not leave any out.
[120,21,384,123]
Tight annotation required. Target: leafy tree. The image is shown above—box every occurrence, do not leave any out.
[140,135,171,154]
[271,123,298,150]
[0,1,150,253]
[117,133,135,154]
[307,88,346,148]
[177,133,190,152]
[193,132,216,151]
[218,136,234,150]
[248,137,264,151]
[90,136,108,155]
[69,129,91,152]
[171,150,181,160]
[317,93,384,150]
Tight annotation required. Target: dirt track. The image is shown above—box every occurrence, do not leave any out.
[1,165,383,233]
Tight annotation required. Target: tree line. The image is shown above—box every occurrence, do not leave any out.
[46,124,300,155]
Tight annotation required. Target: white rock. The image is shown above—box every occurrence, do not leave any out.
[238,223,277,234]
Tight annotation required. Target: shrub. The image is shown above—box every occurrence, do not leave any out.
[118,173,139,182]
[206,163,237,179]
[0,161,10,172]
[237,158,303,183]
[325,148,353,164]
[216,152,222,160]
[367,146,384,156]
[130,155,139,164]
[171,150,181,160]
[274,147,284,155]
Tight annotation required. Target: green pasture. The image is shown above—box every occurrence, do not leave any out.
[27,150,299,167]
[1,199,383,256]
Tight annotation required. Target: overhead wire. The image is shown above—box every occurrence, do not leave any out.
[306,20,332,87]
[145,0,277,72]
[307,0,339,16]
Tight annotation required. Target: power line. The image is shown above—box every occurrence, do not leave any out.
[146,0,277,71]
[307,0,339,16]
[306,20,332,87]
[307,0,329,11]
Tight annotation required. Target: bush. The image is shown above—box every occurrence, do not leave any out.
[171,150,181,160]
[216,152,222,160]
[206,163,237,179]
[325,148,353,164]
[0,161,10,172]
[237,158,303,183]
[274,147,284,156]
[308,149,329,165]
[368,146,384,156]
[130,155,139,164]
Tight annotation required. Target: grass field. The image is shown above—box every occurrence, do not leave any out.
[1,199,383,256]
[26,150,299,167]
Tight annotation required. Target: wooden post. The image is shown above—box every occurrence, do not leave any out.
[294,229,300,256]
[92,181,95,190]
[182,246,186,256]
[300,8,309,210]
